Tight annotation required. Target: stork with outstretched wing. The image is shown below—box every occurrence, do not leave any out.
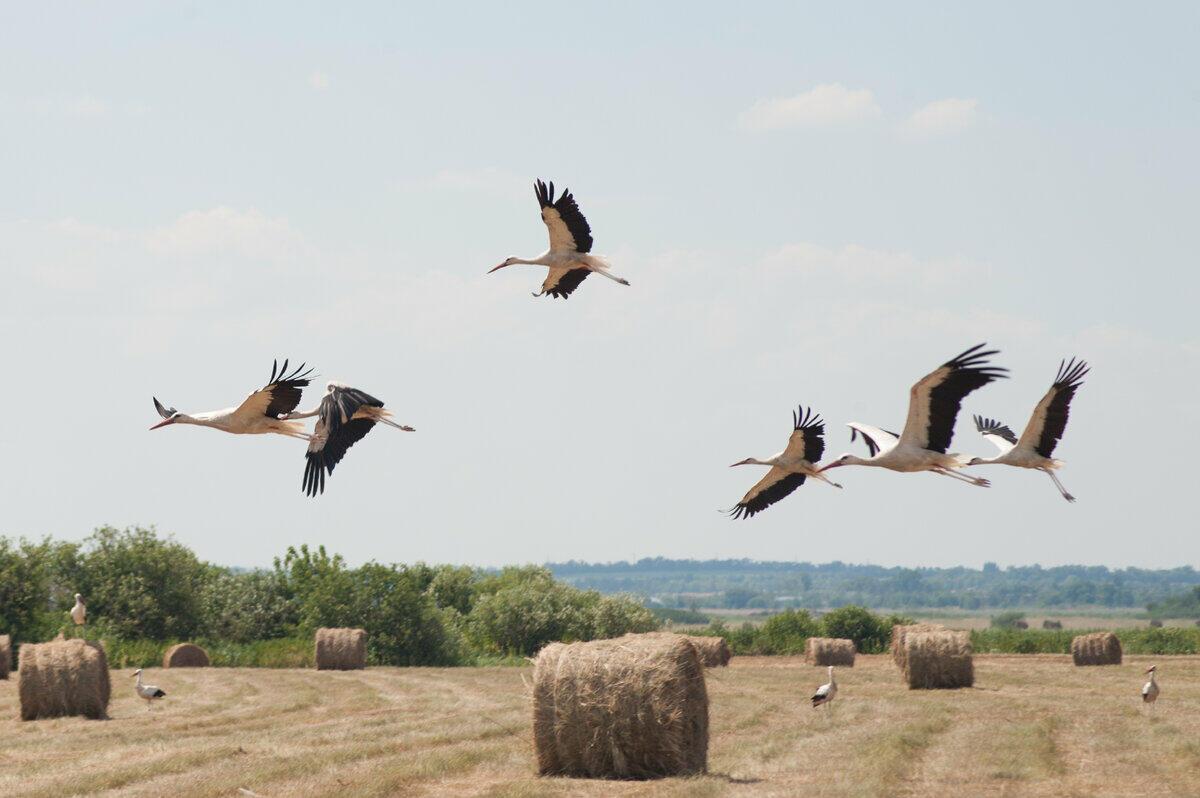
[149,359,313,440]
[727,405,841,519]
[488,179,630,298]
[821,344,1007,487]
[966,358,1089,502]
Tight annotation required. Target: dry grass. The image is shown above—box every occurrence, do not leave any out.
[2,655,1200,796]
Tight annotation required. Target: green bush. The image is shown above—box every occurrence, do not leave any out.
[990,610,1028,629]
[757,609,820,654]
[821,605,892,653]
[201,569,297,643]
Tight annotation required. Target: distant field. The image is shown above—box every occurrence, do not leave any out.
[694,607,1196,631]
[3,655,1199,796]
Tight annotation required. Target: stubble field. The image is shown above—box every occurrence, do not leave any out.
[2,654,1198,797]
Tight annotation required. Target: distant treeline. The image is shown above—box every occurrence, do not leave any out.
[550,557,1200,612]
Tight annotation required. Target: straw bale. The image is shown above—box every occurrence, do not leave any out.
[314,628,367,670]
[163,642,210,668]
[805,637,856,667]
[532,635,708,778]
[18,638,110,720]
[903,630,974,689]
[1071,632,1122,666]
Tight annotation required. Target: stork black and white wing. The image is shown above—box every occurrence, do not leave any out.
[728,405,828,519]
[535,179,593,253]
[900,343,1008,453]
[729,470,806,520]
[235,359,314,420]
[847,423,900,458]
[1018,358,1089,459]
[302,384,412,497]
[974,414,1018,454]
[537,266,591,299]
[153,397,177,420]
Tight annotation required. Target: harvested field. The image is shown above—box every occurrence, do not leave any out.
[2,655,1200,796]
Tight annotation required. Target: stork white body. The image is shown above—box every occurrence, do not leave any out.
[489,179,629,298]
[821,344,1007,488]
[70,593,86,626]
[812,666,837,709]
[150,359,314,440]
[967,358,1089,502]
[132,669,166,711]
[1142,665,1160,709]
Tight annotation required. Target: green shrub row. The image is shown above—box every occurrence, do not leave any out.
[971,627,1200,655]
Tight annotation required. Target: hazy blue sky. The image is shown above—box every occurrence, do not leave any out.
[2,3,1197,569]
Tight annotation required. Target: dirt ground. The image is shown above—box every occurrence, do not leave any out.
[1,654,1196,797]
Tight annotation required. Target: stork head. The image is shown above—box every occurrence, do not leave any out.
[131,669,143,677]
[965,456,986,466]
[1146,665,1157,674]
[74,593,82,601]
[820,454,861,471]
[150,397,182,430]
[488,257,519,273]
[729,458,758,467]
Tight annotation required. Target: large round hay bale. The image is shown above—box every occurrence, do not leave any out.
[805,637,856,667]
[1042,620,1062,630]
[621,632,731,668]
[1149,619,1163,628]
[18,638,110,720]
[1071,632,1121,666]
[532,635,709,779]
[163,642,210,668]
[1014,620,1029,629]
[890,623,945,669]
[0,635,11,680]
[903,630,973,689]
[314,628,367,670]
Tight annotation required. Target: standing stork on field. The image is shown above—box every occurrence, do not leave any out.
[812,666,837,710]
[149,359,313,440]
[1142,665,1160,711]
[820,343,1007,487]
[280,383,415,496]
[70,593,86,628]
[728,405,841,519]
[966,358,1089,502]
[488,179,630,298]
[131,669,166,711]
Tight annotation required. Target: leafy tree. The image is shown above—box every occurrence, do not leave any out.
[201,569,297,642]
[426,565,479,615]
[0,537,57,644]
[757,609,819,654]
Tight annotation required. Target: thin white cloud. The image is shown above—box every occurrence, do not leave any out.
[901,98,979,138]
[763,241,978,287]
[739,83,882,131]
[309,70,331,91]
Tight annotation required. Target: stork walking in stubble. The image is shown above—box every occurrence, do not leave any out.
[728,405,841,519]
[820,344,1007,487]
[131,669,166,711]
[281,383,414,496]
[967,358,1089,502]
[489,179,629,298]
[812,666,837,710]
[150,359,313,440]
[1142,665,1160,712]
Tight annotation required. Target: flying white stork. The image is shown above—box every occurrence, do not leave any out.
[728,405,841,519]
[1142,665,1160,711]
[281,383,415,496]
[812,665,837,710]
[70,593,86,627]
[488,179,629,298]
[131,669,166,711]
[966,358,1089,502]
[820,343,1008,487]
[150,359,313,440]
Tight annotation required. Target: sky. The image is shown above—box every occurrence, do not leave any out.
[1,3,1198,570]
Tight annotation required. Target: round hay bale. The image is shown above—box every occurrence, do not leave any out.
[805,637,856,667]
[532,635,709,779]
[1071,632,1122,666]
[18,638,110,720]
[0,635,11,680]
[314,627,367,670]
[1042,620,1062,630]
[1014,620,1029,629]
[1149,619,1163,628]
[162,642,210,668]
[903,630,973,689]
[890,623,945,669]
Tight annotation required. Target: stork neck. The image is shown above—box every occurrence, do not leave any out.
[511,255,548,266]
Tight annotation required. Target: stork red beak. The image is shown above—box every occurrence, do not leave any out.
[488,262,508,273]
[149,418,174,430]
[818,462,842,472]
